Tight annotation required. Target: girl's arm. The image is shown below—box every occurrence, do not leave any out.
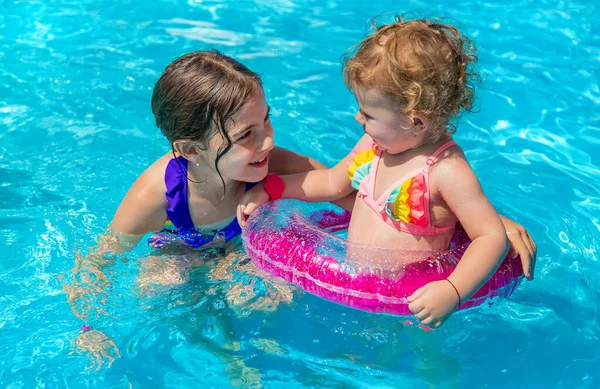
[409,152,509,328]
[76,166,168,273]
[66,164,168,320]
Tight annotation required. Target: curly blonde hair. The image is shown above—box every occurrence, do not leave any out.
[343,15,479,141]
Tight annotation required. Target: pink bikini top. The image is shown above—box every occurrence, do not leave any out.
[347,137,458,236]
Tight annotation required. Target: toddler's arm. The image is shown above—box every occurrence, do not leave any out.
[237,136,376,225]
[268,146,358,210]
[237,158,353,226]
[268,146,331,175]
[279,159,354,201]
[409,151,508,327]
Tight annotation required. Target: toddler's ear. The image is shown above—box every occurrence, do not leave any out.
[409,113,430,136]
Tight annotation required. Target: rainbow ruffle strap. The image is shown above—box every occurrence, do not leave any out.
[348,148,376,190]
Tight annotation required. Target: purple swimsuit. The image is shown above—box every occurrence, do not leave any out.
[147,156,249,249]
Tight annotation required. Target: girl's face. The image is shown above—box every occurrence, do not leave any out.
[209,88,274,183]
[353,86,428,154]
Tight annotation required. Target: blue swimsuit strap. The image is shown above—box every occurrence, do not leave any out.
[164,156,254,247]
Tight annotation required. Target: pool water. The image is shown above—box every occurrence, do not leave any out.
[1,0,599,388]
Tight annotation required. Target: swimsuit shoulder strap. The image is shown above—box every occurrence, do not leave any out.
[164,156,195,231]
[424,140,458,173]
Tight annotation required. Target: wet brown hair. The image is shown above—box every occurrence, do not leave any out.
[151,50,262,192]
[343,15,479,141]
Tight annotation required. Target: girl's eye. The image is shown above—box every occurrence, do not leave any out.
[265,113,271,122]
[237,131,250,141]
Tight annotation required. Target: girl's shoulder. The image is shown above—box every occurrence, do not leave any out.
[141,153,173,186]
[132,153,173,198]
[110,153,172,235]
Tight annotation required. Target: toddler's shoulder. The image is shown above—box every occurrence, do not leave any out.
[430,142,473,180]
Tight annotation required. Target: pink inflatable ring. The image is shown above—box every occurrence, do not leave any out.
[242,200,523,316]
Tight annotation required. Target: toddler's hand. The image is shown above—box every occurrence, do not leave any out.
[237,183,271,227]
[407,280,460,329]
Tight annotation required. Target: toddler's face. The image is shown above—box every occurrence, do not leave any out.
[209,89,274,183]
[353,87,428,154]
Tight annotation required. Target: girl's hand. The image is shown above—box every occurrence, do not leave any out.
[499,215,537,280]
[407,280,460,329]
[71,328,121,372]
[237,184,270,227]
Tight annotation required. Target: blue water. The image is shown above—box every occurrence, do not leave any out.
[1,0,599,387]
